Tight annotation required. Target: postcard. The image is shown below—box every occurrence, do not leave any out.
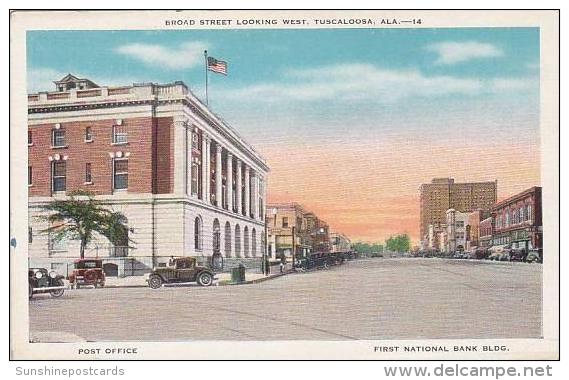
[9,9,559,360]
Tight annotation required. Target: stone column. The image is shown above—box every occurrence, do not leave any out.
[244,166,251,217]
[236,159,242,215]
[226,153,233,212]
[259,176,265,222]
[250,172,257,219]
[216,144,223,208]
[201,133,209,202]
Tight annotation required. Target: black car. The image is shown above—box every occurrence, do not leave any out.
[509,249,527,262]
[29,268,65,299]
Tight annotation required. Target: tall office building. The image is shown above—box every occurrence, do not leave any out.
[419,178,497,245]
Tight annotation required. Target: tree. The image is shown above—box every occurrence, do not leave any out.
[385,234,411,253]
[39,190,132,259]
[353,242,384,255]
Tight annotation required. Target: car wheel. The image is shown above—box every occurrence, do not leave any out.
[197,272,213,287]
[148,275,163,289]
[50,279,65,297]
[29,283,33,299]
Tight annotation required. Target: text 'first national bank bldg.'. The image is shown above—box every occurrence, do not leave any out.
[27,75,269,275]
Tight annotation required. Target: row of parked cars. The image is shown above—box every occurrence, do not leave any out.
[29,259,107,299]
[449,248,542,263]
[294,251,356,271]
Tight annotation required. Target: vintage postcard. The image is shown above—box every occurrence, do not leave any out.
[9,10,559,360]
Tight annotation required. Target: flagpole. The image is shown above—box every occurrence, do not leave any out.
[204,50,209,105]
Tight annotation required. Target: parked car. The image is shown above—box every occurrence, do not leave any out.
[526,249,543,263]
[29,268,65,299]
[146,257,215,288]
[509,249,527,262]
[69,259,106,289]
[473,248,490,260]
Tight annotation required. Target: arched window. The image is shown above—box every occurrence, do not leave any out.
[194,216,202,250]
[235,224,241,258]
[251,228,257,257]
[224,221,232,257]
[213,219,221,252]
[244,226,250,257]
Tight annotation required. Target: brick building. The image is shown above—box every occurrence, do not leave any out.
[466,209,492,250]
[266,204,332,258]
[304,212,330,253]
[28,75,269,276]
[419,178,497,247]
[478,216,494,248]
[266,203,311,259]
[491,187,542,252]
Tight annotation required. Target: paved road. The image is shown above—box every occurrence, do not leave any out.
[29,258,542,341]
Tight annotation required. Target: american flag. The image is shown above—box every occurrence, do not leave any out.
[207,56,228,75]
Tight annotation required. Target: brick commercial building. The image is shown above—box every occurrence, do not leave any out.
[419,178,497,247]
[478,216,494,249]
[491,187,542,252]
[466,209,492,250]
[304,212,331,253]
[266,204,332,259]
[28,75,269,276]
[266,203,311,259]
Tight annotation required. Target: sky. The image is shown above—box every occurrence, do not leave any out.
[27,28,541,243]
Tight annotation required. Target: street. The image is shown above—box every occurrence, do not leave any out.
[29,258,542,341]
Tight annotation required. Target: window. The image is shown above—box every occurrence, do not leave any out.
[194,217,202,250]
[113,159,128,190]
[28,166,32,186]
[28,130,33,145]
[28,227,33,244]
[528,205,533,222]
[191,163,199,196]
[52,161,66,192]
[282,217,289,228]
[52,129,66,147]
[456,221,464,228]
[112,125,128,144]
[85,163,92,183]
[85,127,93,142]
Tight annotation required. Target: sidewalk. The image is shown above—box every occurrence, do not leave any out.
[103,268,291,288]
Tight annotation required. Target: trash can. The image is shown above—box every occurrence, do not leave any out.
[231,265,246,283]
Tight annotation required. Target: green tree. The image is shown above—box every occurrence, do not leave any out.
[39,190,132,259]
[352,242,384,255]
[385,234,411,253]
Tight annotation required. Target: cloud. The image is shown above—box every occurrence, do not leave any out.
[220,63,534,104]
[426,41,504,65]
[115,41,208,70]
[490,78,537,92]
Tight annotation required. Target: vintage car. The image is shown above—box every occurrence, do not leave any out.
[69,259,106,289]
[526,249,543,263]
[509,249,527,262]
[29,268,65,299]
[145,257,215,288]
